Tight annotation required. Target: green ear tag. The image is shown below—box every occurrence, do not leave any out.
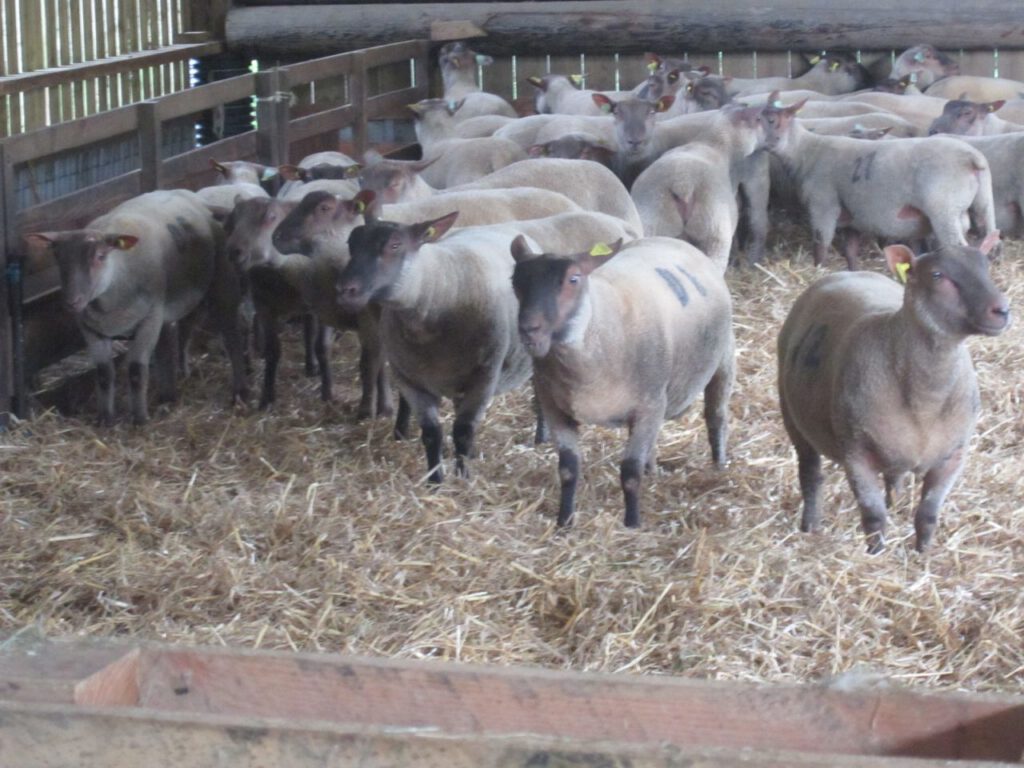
[647,61,658,73]
[895,262,911,284]
[261,167,277,180]
[772,100,784,108]
[355,200,366,213]
[809,55,821,65]
[570,74,583,86]
[589,243,613,257]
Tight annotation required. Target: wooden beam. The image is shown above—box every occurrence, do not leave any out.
[3,639,1024,767]
[0,43,224,98]
[224,0,1024,57]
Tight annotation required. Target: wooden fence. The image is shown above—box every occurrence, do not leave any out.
[0,0,219,137]
[0,39,429,423]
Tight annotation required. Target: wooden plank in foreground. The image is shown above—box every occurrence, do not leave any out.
[1,699,1017,768]
[1,638,1022,765]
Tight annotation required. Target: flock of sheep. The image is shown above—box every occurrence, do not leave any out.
[24,41,1014,555]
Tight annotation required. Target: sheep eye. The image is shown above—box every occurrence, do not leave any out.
[568,275,580,285]
[931,271,944,281]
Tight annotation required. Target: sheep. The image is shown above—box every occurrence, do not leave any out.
[210,158,278,188]
[777,234,1010,553]
[25,190,248,425]
[921,131,1024,237]
[758,94,996,268]
[590,93,674,187]
[407,99,527,188]
[194,180,269,211]
[835,92,951,134]
[336,212,535,482]
[354,154,642,236]
[226,193,392,416]
[511,235,734,528]
[927,98,1024,137]
[629,105,765,269]
[525,74,632,116]
[276,150,360,199]
[621,106,773,263]
[890,44,959,90]
[527,133,616,169]
[271,188,582,262]
[802,113,920,139]
[726,54,869,98]
[437,41,518,120]
[926,75,1024,103]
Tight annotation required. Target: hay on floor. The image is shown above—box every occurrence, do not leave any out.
[1,234,1022,695]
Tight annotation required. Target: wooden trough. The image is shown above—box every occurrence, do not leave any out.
[2,637,1023,766]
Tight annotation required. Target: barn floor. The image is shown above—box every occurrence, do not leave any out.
[1,233,1022,696]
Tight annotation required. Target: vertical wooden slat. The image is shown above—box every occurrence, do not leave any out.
[255,68,289,166]
[0,141,11,425]
[617,54,648,92]
[22,0,46,129]
[138,100,163,191]
[103,0,116,108]
[997,50,1024,81]
[44,0,61,122]
[57,0,74,121]
[755,52,792,78]
[348,55,368,159]
[960,50,996,78]
[70,0,87,119]
[484,55,515,103]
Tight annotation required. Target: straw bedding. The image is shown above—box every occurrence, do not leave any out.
[1,233,1022,695]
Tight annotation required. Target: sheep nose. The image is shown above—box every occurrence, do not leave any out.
[992,303,1011,322]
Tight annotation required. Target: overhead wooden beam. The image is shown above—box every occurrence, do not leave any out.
[225,0,1024,57]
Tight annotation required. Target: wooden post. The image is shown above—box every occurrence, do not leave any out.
[255,68,288,167]
[0,142,10,425]
[138,101,164,192]
[349,52,368,159]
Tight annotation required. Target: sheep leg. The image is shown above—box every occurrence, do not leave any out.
[621,408,665,528]
[356,309,389,419]
[85,333,116,427]
[315,323,333,402]
[393,396,413,441]
[806,199,840,266]
[302,314,319,376]
[914,447,966,552]
[839,228,862,271]
[127,312,163,426]
[418,399,445,484]
[258,312,281,410]
[154,322,180,405]
[781,403,822,533]
[738,170,769,265]
[844,455,888,554]
[532,380,549,445]
[703,352,735,469]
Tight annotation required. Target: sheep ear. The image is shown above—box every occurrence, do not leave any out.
[414,211,458,245]
[278,164,303,181]
[578,239,622,273]
[350,189,377,217]
[24,232,61,250]
[656,94,675,112]
[766,89,782,108]
[987,100,1006,113]
[978,230,1001,256]
[526,75,544,90]
[569,74,584,88]
[447,98,465,114]
[591,93,614,113]
[510,234,538,263]
[344,163,362,179]
[883,244,916,283]
[210,159,228,176]
[787,98,808,115]
[407,101,426,115]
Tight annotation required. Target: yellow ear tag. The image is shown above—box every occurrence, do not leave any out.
[809,55,821,65]
[589,243,613,257]
[426,226,437,239]
[895,262,911,284]
[355,200,366,214]
[829,60,841,72]
[570,74,584,86]
[647,60,658,73]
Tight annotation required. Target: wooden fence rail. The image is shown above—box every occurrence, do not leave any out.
[0,38,430,424]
